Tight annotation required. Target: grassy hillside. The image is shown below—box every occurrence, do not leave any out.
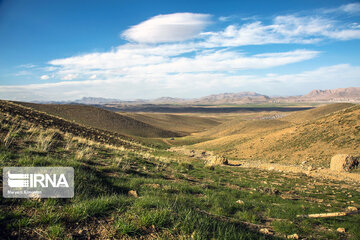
[123,112,222,135]
[193,103,359,166]
[16,102,179,138]
[282,103,354,123]
[1,102,360,239]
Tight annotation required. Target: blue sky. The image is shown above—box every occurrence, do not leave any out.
[0,0,360,101]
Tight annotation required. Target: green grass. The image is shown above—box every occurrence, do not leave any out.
[1,111,360,239]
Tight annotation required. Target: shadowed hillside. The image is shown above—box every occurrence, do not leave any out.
[0,100,142,147]
[16,102,180,138]
[123,112,222,135]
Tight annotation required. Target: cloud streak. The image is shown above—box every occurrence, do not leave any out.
[1,64,359,101]
[122,13,211,43]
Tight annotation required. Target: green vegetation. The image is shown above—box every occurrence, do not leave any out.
[0,100,359,239]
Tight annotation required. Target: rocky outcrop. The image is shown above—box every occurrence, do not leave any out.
[330,154,359,172]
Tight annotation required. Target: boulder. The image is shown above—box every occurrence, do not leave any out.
[205,156,228,166]
[330,154,359,172]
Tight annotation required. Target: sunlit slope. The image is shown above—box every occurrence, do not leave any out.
[123,112,222,135]
[195,104,359,166]
[16,102,179,138]
[282,103,354,123]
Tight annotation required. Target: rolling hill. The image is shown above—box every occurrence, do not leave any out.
[192,103,359,166]
[0,100,141,148]
[15,102,180,138]
[123,112,222,135]
[1,100,360,239]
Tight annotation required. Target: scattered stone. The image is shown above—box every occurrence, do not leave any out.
[259,228,272,235]
[330,154,359,172]
[191,231,197,238]
[287,233,299,239]
[345,206,358,212]
[307,166,313,171]
[269,167,275,171]
[128,190,138,198]
[301,161,307,165]
[144,183,161,189]
[337,227,346,233]
[236,200,244,205]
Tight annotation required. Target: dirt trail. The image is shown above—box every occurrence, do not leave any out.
[232,160,360,183]
[170,146,360,183]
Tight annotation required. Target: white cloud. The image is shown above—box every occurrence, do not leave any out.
[1,64,360,101]
[205,14,360,47]
[47,43,319,78]
[40,75,50,80]
[61,73,78,80]
[121,13,211,43]
[17,64,36,69]
[128,49,319,74]
[339,3,360,14]
[15,70,31,76]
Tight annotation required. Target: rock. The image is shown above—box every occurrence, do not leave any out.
[301,161,307,165]
[236,200,244,205]
[269,167,275,171]
[287,233,299,239]
[259,228,272,235]
[145,183,161,189]
[128,190,138,198]
[206,156,228,166]
[307,166,313,171]
[330,154,359,172]
[337,227,346,233]
[345,206,358,212]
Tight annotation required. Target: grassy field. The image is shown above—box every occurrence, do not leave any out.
[1,101,360,239]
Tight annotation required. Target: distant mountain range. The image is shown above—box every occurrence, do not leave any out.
[35,87,360,105]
